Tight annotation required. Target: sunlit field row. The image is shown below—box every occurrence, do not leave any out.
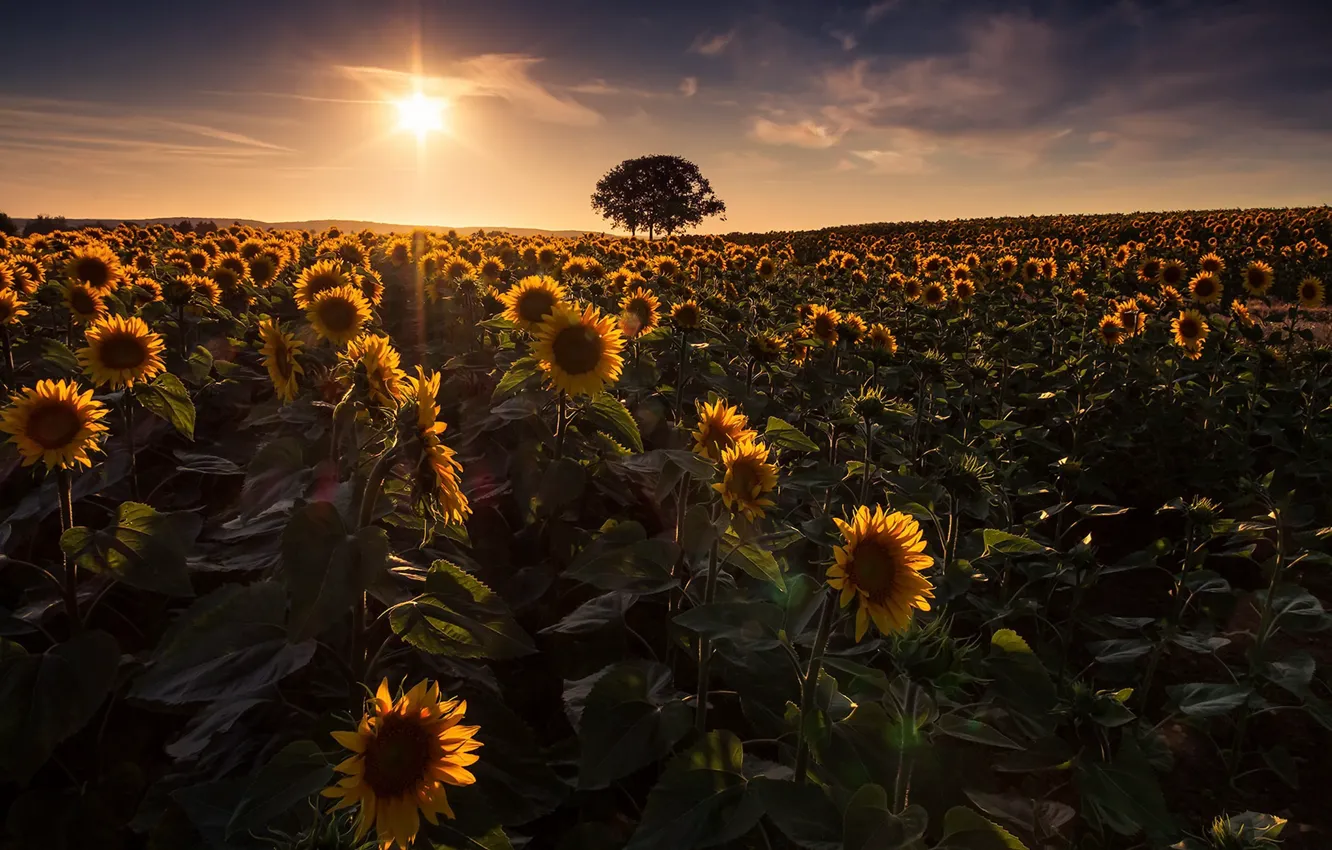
[0,207,1328,849]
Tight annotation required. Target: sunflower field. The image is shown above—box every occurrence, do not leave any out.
[0,208,1329,850]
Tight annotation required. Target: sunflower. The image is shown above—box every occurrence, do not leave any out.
[808,304,840,343]
[259,317,304,403]
[323,679,481,850]
[531,304,625,397]
[65,243,123,292]
[953,280,976,302]
[402,368,471,527]
[1113,298,1146,337]
[500,275,566,330]
[671,300,702,330]
[342,334,407,408]
[1159,285,1183,309]
[9,255,44,294]
[619,287,660,339]
[747,332,786,362]
[1,379,110,470]
[712,438,777,521]
[692,399,757,462]
[1070,288,1088,307]
[1298,276,1325,309]
[1243,260,1273,296]
[1199,252,1225,274]
[997,255,1018,278]
[1160,259,1187,288]
[903,277,923,301]
[756,256,776,279]
[308,284,372,347]
[868,323,897,354]
[826,505,934,641]
[63,282,107,323]
[1230,301,1254,328]
[77,315,166,388]
[0,289,28,326]
[1137,258,1162,285]
[1172,309,1208,353]
[295,259,352,308]
[922,281,948,307]
[1188,272,1222,305]
[478,257,505,285]
[1098,314,1126,346]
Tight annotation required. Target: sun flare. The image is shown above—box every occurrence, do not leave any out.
[394,91,447,138]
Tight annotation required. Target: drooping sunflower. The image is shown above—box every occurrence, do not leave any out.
[500,275,566,330]
[1243,260,1273,296]
[62,282,107,323]
[1,379,110,470]
[531,304,625,397]
[868,323,897,354]
[692,399,757,462]
[322,679,481,850]
[403,367,471,527]
[712,438,777,521]
[0,289,29,326]
[295,259,352,309]
[308,284,372,347]
[1298,276,1325,309]
[77,315,166,388]
[65,243,123,292]
[808,304,840,343]
[922,281,948,308]
[1230,301,1254,328]
[1188,272,1222,305]
[619,287,660,339]
[1159,285,1183,309]
[671,300,702,331]
[342,334,407,408]
[258,317,304,403]
[826,505,934,640]
[1098,314,1126,346]
[1172,309,1208,355]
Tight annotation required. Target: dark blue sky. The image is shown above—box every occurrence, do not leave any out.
[3,0,1330,229]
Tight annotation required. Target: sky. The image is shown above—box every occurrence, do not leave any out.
[2,0,1331,233]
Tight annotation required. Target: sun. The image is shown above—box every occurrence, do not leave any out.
[394,91,447,138]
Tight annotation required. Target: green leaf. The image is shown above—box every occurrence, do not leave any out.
[283,502,389,641]
[130,581,315,704]
[937,806,1028,850]
[843,785,928,850]
[981,529,1050,556]
[390,560,535,659]
[493,357,541,398]
[1076,737,1175,841]
[565,521,679,594]
[933,715,1023,749]
[1166,682,1251,717]
[722,537,785,589]
[1074,504,1131,517]
[586,393,644,453]
[765,417,820,453]
[1088,638,1152,664]
[134,372,196,439]
[539,457,586,513]
[624,731,762,850]
[40,339,80,372]
[751,778,841,850]
[0,630,120,783]
[539,591,636,635]
[990,629,1032,654]
[227,740,332,838]
[432,825,514,850]
[60,501,201,596]
[578,660,693,790]
[673,602,783,647]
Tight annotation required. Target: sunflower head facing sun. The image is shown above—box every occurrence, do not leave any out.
[532,304,625,397]
[1,379,110,470]
[500,275,566,330]
[827,505,935,641]
[77,315,167,389]
[323,679,481,850]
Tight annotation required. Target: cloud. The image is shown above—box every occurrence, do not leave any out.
[830,30,858,51]
[691,30,734,56]
[864,0,902,24]
[340,55,602,127]
[750,118,845,149]
[680,77,699,98]
[851,147,929,175]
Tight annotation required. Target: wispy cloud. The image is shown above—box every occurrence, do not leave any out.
[680,77,699,98]
[864,0,903,24]
[691,30,735,56]
[340,55,601,127]
[750,117,845,149]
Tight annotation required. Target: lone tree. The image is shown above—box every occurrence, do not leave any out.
[591,155,726,239]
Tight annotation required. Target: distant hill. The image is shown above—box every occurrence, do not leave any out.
[9,217,600,239]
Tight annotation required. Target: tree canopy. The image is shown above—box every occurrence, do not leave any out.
[590,155,726,239]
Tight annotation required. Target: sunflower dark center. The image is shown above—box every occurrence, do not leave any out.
[848,539,901,602]
[362,713,432,799]
[552,325,603,375]
[27,403,83,450]
[727,458,760,498]
[99,333,148,370]
[1248,269,1265,287]
[318,297,359,333]
[307,275,339,300]
[1197,279,1216,296]
[69,288,96,314]
[1179,318,1201,340]
[1163,266,1183,284]
[517,290,556,324]
[75,258,111,289]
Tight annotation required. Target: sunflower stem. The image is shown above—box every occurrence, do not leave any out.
[351,447,397,675]
[124,399,139,501]
[554,391,568,460]
[695,522,722,732]
[57,468,82,634]
[674,330,689,424]
[1,326,12,381]
[794,589,836,785]
[860,415,874,506]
